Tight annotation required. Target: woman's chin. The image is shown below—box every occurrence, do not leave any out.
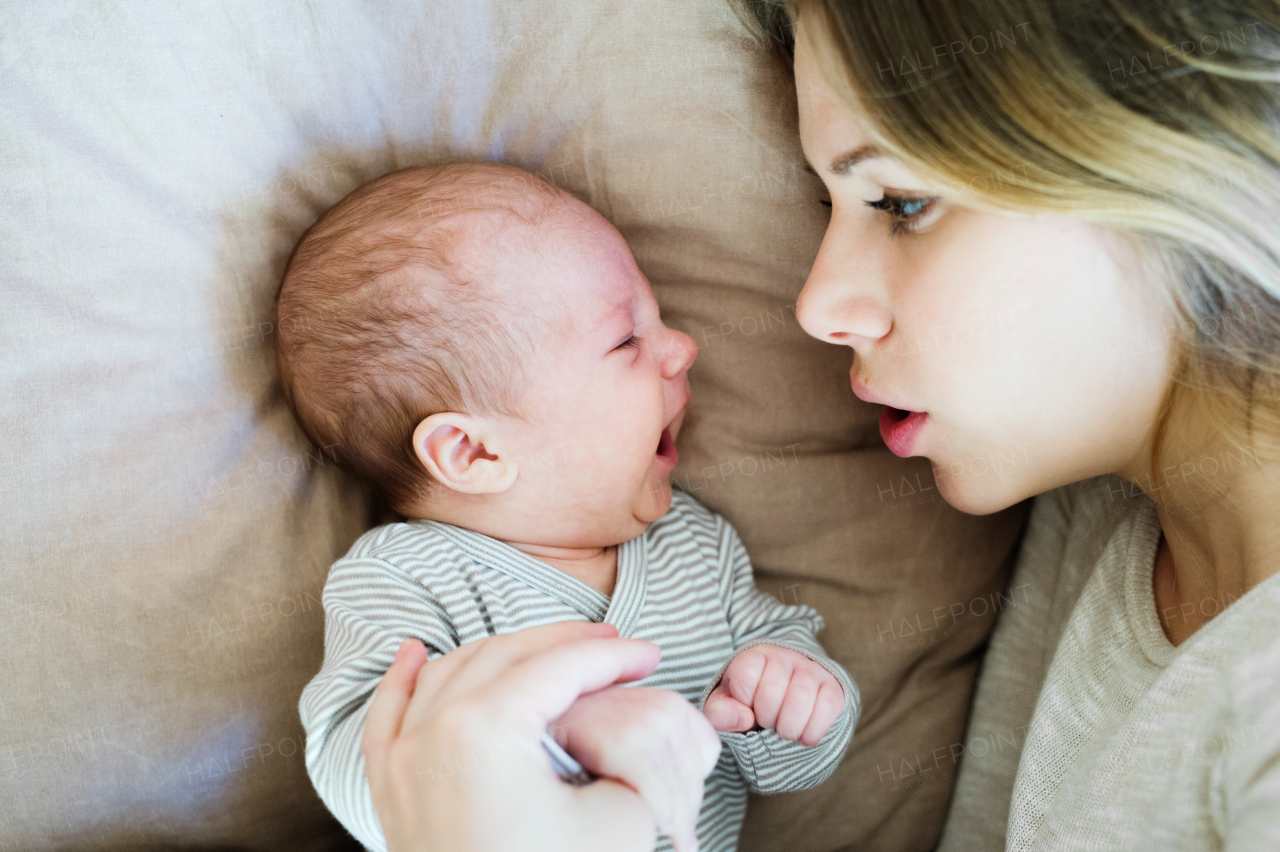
[932,465,1027,516]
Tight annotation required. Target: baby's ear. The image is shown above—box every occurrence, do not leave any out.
[412,413,517,494]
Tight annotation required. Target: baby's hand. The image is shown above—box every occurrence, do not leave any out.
[555,686,721,852]
[702,645,844,746]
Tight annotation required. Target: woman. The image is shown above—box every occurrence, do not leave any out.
[756,0,1280,849]
[367,0,1280,848]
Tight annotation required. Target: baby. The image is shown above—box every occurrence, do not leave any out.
[284,163,858,852]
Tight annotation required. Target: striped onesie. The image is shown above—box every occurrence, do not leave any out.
[300,487,859,852]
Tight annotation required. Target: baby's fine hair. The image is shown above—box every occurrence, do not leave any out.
[275,162,564,514]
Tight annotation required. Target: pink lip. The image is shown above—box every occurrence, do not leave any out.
[878,407,927,457]
[852,372,927,457]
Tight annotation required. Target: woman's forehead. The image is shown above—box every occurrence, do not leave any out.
[793,21,874,147]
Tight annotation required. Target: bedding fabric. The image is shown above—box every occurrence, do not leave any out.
[0,2,1025,850]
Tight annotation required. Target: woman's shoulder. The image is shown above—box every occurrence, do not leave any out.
[1031,474,1137,532]
[959,477,1150,738]
[1156,574,1280,840]
[939,478,1160,849]
[1016,475,1141,589]
[1208,570,1280,718]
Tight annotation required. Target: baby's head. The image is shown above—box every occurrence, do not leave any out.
[276,163,697,548]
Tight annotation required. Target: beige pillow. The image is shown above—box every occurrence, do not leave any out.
[0,1,1024,849]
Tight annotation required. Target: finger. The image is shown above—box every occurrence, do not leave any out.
[677,708,721,852]
[653,729,705,852]
[655,713,719,852]
[702,685,754,733]
[637,737,684,850]
[476,637,663,733]
[403,622,619,729]
[799,677,846,747]
[558,688,716,852]
[774,667,821,741]
[692,707,724,778]
[431,622,618,697]
[569,777,659,852]
[666,765,704,852]
[361,639,428,781]
[724,652,766,708]
[672,831,702,852]
[750,657,793,731]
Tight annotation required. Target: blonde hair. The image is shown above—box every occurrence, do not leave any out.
[275,163,563,514]
[740,0,1280,469]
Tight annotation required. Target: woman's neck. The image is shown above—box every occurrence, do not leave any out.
[1125,427,1280,645]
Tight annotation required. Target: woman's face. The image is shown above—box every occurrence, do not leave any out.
[793,22,1175,514]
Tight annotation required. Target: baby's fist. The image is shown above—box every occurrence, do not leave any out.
[703,645,844,747]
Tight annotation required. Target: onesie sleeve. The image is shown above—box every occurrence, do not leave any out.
[695,513,859,795]
[298,551,460,852]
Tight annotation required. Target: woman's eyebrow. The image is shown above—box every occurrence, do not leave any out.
[803,145,884,176]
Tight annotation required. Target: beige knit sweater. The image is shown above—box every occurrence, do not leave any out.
[938,476,1280,851]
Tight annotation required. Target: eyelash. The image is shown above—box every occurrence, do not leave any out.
[818,194,938,235]
[616,335,643,351]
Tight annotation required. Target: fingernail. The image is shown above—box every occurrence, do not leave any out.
[394,639,412,662]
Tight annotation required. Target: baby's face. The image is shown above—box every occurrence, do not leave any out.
[489,200,697,547]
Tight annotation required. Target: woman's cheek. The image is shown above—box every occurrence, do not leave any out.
[900,384,1038,516]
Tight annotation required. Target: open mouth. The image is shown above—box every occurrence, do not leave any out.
[655,426,679,466]
[878,406,927,458]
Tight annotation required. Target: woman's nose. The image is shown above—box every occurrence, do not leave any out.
[660,328,698,378]
[796,223,892,347]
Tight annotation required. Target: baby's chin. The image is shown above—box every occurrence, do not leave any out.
[632,474,675,525]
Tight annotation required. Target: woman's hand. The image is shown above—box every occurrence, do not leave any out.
[361,621,710,852]
[555,686,722,852]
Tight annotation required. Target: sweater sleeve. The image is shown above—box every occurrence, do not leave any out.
[298,553,461,852]
[695,515,859,795]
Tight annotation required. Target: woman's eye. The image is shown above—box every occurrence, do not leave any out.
[865,194,938,235]
[818,199,832,208]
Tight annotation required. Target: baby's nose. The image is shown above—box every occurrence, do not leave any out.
[662,328,698,377]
